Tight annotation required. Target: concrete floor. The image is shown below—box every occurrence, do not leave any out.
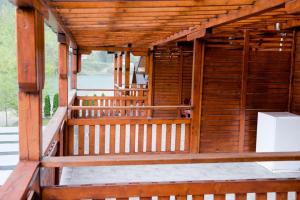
[60,162,300,200]
[60,162,300,185]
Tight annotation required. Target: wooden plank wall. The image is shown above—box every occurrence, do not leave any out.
[153,32,294,153]
[244,50,291,152]
[153,44,193,117]
[291,30,300,114]
[200,48,243,153]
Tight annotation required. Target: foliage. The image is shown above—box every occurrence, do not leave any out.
[0,1,58,117]
[52,93,59,115]
[44,95,51,117]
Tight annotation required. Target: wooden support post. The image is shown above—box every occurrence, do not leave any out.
[147,52,154,117]
[71,50,78,89]
[125,51,130,89]
[118,53,123,87]
[190,38,204,153]
[17,7,44,161]
[178,47,183,116]
[114,54,118,91]
[239,30,250,152]
[58,35,69,106]
[288,30,296,112]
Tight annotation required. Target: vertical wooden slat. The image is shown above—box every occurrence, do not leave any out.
[190,38,204,153]
[276,192,288,200]
[193,195,204,200]
[175,124,181,152]
[239,29,250,152]
[159,196,170,200]
[120,124,126,154]
[99,125,105,154]
[236,194,247,200]
[176,195,187,200]
[146,124,153,152]
[256,193,267,200]
[94,98,98,118]
[297,192,300,200]
[78,125,85,155]
[138,124,144,152]
[214,194,225,200]
[110,125,116,154]
[68,125,74,156]
[185,124,191,152]
[89,125,95,155]
[166,124,172,152]
[130,124,136,153]
[156,124,162,152]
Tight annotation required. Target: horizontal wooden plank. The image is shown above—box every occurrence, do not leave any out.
[67,118,191,125]
[42,178,300,199]
[41,151,300,168]
[0,161,39,200]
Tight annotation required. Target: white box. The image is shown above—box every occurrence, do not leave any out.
[256,112,300,172]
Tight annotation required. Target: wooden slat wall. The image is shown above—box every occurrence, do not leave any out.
[153,44,181,117]
[200,48,243,153]
[181,46,193,103]
[291,30,300,114]
[244,50,291,151]
[153,44,193,117]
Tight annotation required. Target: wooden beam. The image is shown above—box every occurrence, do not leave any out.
[58,42,69,106]
[80,46,149,53]
[17,7,44,161]
[125,51,130,88]
[286,0,300,14]
[41,151,300,168]
[152,0,287,46]
[114,54,118,92]
[239,30,250,152]
[118,54,123,87]
[190,39,205,153]
[12,0,77,49]
[71,50,77,89]
[147,52,154,117]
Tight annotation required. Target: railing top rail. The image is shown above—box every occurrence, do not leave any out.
[69,105,192,110]
[0,161,39,200]
[67,117,191,125]
[43,107,67,155]
[41,151,300,168]
[76,96,147,100]
[77,88,148,92]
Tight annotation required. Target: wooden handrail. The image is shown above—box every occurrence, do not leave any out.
[69,105,191,110]
[68,89,77,106]
[76,96,147,100]
[77,88,148,91]
[43,107,67,155]
[0,161,39,200]
[42,178,300,199]
[67,118,190,125]
[41,151,300,168]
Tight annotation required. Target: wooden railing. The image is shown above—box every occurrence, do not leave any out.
[65,118,191,155]
[73,95,148,118]
[42,178,300,200]
[0,161,39,200]
[77,88,148,97]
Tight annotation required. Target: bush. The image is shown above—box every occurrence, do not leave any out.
[52,93,59,115]
[44,95,51,117]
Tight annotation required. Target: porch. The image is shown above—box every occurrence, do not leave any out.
[2,0,300,199]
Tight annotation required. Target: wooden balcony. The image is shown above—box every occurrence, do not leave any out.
[2,90,300,199]
[2,0,300,199]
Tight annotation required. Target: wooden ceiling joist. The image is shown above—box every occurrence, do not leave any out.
[12,0,300,49]
[152,0,289,45]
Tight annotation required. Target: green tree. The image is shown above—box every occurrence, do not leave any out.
[44,95,51,117]
[52,93,59,115]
